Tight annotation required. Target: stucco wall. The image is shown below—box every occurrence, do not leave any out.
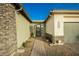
[46,16,54,36]
[63,14,79,22]
[54,13,79,43]
[46,13,79,36]
[46,14,64,43]
[53,13,79,36]
[46,14,64,37]
[64,14,79,43]
[15,11,31,48]
[46,12,79,43]
[64,23,79,43]
[54,14,64,36]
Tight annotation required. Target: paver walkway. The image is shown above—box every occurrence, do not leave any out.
[30,37,79,56]
[31,37,46,56]
[16,37,79,56]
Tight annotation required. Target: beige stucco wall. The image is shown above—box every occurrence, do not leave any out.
[63,14,79,22]
[54,13,79,43]
[15,11,31,48]
[64,23,79,43]
[46,11,79,43]
[46,14,64,37]
[63,14,79,43]
[54,14,64,36]
[46,16,54,36]
[53,13,79,36]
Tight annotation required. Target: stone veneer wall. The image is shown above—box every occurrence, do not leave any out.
[0,4,17,55]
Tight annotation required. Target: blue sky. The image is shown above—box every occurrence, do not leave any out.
[22,3,79,20]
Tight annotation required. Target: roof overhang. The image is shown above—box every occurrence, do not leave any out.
[44,10,79,23]
[12,3,32,23]
[11,3,22,10]
[51,10,79,14]
[32,20,45,23]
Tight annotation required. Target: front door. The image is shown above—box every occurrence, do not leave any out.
[36,25,41,37]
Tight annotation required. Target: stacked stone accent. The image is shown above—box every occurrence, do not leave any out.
[0,4,17,56]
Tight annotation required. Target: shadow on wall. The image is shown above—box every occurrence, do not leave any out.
[45,33,54,44]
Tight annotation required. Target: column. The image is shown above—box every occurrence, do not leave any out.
[54,14,64,44]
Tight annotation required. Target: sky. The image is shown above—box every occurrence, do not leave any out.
[22,3,79,20]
